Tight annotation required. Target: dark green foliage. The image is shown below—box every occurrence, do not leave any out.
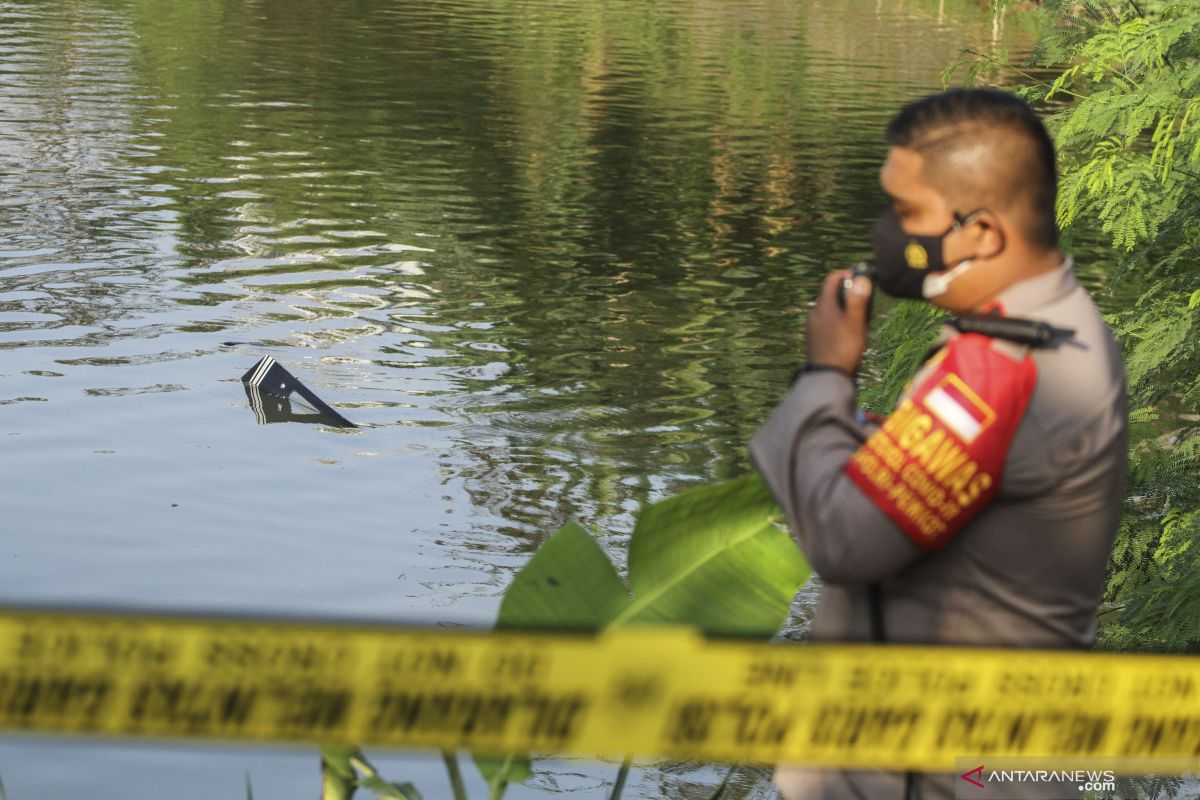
[946,0,1200,651]
[1099,772,1188,800]
[857,300,948,414]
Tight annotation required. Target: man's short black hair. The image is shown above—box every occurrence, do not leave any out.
[886,88,1059,250]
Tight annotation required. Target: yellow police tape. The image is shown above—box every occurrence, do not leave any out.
[1,608,1199,773]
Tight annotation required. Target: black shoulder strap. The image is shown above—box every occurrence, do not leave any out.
[950,313,1075,348]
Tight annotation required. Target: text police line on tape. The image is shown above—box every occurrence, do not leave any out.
[1,609,1198,773]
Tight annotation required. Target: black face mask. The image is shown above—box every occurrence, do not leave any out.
[870,209,986,299]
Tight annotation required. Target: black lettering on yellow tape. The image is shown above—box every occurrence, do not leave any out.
[1,609,1199,774]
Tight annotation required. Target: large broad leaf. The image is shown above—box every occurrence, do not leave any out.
[494,473,807,635]
[477,520,630,784]
[494,520,631,631]
[616,471,809,637]
[477,472,810,784]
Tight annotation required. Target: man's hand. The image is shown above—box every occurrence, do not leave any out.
[805,269,872,375]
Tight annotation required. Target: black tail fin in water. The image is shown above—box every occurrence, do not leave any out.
[240,356,356,428]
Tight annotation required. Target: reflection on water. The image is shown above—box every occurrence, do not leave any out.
[0,0,1058,796]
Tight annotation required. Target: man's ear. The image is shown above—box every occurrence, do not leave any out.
[968,210,1006,259]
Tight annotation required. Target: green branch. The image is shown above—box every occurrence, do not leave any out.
[957,48,1088,99]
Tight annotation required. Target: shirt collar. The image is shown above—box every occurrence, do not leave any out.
[978,255,1078,317]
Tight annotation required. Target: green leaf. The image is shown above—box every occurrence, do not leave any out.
[356,774,423,800]
[614,472,809,637]
[1128,406,1160,423]
[479,473,809,785]
[472,753,533,785]
[494,519,631,632]
[1125,310,1193,389]
[321,747,359,800]
[346,752,425,800]
[480,520,629,785]
[496,473,808,639]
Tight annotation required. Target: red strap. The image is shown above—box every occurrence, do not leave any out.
[845,334,1037,551]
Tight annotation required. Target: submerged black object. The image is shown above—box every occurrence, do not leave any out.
[950,313,1076,348]
[240,356,356,428]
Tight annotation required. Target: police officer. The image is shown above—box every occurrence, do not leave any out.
[748,88,1128,799]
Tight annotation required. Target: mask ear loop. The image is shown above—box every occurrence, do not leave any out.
[922,258,974,298]
[923,209,985,299]
[952,208,985,229]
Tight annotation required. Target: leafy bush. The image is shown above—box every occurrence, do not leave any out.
[942,0,1200,651]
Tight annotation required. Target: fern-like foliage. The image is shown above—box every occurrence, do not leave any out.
[857,300,947,415]
[945,0,1200,651]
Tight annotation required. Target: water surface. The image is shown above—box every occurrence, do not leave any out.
[0,2,1074,797]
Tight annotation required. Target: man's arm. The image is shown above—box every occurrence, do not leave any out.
[749,271,1039,583]
[748,270,923,584]
[748,368,923,584]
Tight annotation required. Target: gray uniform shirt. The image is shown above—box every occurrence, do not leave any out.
[747,259,1128,800]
